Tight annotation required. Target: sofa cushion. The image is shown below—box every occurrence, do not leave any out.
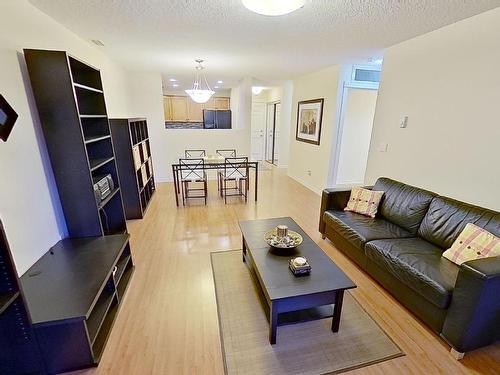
[323,210,413,250]
[344,187,384,218]
[373,178,436,235]
[365,238,460,309]
[418,196,500,249]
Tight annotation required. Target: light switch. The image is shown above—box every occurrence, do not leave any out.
[400,116,409,128]
[378,143,388,152]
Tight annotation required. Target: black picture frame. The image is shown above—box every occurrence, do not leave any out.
[296,98,324,146]
[0,94,18,142]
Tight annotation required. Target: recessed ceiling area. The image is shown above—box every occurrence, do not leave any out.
[30,0,500,89]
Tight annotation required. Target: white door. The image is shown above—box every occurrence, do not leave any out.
[265,104,274,162]
[335,87,378,185]
[250,102,266,160]
[273,103,281,165]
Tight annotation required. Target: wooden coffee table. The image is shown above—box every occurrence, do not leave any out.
[239,217,356,344]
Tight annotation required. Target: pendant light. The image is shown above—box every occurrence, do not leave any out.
[185,59,215,104]
[242,0,305,16]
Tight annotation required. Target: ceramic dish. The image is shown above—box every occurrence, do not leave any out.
[264,228,303,249]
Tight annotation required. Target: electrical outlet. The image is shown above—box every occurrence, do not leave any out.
[378,143,388,152]
[307,170,312,176]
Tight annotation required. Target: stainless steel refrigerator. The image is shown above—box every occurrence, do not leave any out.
[203,110,232,129]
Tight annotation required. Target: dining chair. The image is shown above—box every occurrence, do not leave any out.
[185,149,206,158]
[216,149,237,193]
[218,157,249,204]
[179,158,207,205]
[216,149,237,158]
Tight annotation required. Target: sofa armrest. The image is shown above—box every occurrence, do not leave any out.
[441,256,500,352]
[319,188,352,234]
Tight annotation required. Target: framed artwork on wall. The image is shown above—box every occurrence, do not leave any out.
[296,98,324,145]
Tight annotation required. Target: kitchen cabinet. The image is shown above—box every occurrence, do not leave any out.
[188,101,204,122]
[170,96,188,121]
[214,97,230,110]
[164,95,230,122]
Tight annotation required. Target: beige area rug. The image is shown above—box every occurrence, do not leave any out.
[211,250,403,375]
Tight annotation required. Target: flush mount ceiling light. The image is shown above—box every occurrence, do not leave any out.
[252,86,265,95]
[242,0,305,16]
[185,59,215,104]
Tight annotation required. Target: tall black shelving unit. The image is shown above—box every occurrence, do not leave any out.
[24,49,126,237]
[0,221,43,374]
[110,118,155,219]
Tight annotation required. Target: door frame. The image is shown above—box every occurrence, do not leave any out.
[265,100,280,165]
[330,83,379,188]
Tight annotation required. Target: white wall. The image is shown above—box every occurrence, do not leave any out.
[335,88,378,185]
[365,7,500,211]
[278,81,293,168]
[287,65,343,194]
[0,0,132,275]
[126,71,166,182]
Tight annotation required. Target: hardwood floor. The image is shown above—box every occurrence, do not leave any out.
[72,167,500,375]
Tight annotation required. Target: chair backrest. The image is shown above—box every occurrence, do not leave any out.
[223,157,248,179]
[179,158,205,180]
[185,149,206,158]
[216,149,236,158]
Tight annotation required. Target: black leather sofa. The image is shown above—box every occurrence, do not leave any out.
[319,177,500,356]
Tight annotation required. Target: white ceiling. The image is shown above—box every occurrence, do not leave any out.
[30,0,500,90]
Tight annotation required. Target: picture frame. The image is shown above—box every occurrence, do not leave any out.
[296,98,324,145]
[0,94,18,142]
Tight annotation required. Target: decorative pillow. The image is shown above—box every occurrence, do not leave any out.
[442,223,500,265]
[344,187,384,218]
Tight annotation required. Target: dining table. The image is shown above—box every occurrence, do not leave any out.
[171,155,259,206]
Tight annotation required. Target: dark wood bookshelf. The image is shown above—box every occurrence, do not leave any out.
[24,49,127,237]
[20,235,134,373]
[0,221,43,375]
[110,118,155,219]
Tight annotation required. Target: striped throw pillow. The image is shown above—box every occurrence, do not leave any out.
[442,223,500,265]
[344,187,384,218]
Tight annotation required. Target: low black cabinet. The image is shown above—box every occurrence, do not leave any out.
[20,235,134,374]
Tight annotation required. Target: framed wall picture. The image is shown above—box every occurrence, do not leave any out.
[0,94,18,142]
[296,98,324,145]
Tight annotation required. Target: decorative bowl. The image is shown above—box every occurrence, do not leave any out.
[264,228,303,249]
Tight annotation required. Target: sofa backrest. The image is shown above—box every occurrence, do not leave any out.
[373,177,436,235]
[418,196,500,249]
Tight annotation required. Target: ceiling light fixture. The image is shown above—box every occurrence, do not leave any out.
[242,0,305,16]
[169,78,177,82]
[252,86,264,95]
[172,83,179,87]
[185,59,215,104]
[217,80,223,84]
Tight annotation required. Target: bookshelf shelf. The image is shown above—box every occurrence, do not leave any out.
[85,134,112,144]
[73,82,104,94]
[0,291,19,315]
[90,156,115,172]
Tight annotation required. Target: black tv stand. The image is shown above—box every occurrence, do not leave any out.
[20,235,134,374]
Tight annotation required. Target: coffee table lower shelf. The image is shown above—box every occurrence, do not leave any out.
[243,248,345,345]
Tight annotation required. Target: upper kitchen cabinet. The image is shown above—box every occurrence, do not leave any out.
[214,97,230,110]
[187,101,204,122]
[169,96,188,121]
[164,95,230,122]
